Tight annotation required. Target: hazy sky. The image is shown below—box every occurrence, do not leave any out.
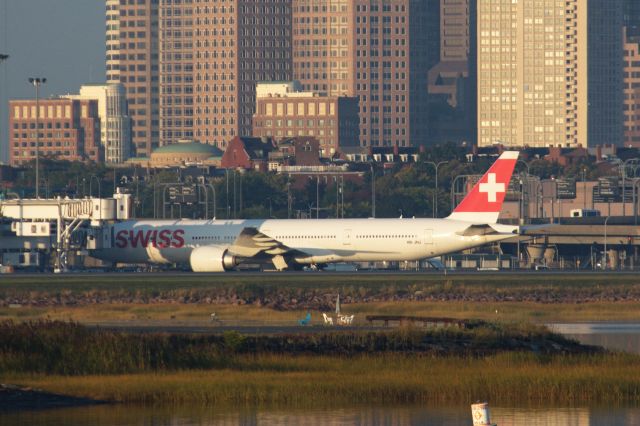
[0,0,105,163]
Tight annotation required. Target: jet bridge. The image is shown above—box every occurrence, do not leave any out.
[0,191,132,272]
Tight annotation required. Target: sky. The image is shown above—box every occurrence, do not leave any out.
[0,0,105,163]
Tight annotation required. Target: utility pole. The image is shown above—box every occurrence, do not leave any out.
[28,77,46,198]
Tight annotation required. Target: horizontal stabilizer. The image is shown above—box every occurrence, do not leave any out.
[518,223,556,235]
[455,224,500,237]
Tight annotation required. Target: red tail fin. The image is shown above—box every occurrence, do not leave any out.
[447,151,519,223]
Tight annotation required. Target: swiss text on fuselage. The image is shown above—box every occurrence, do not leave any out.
[115,229,185,249]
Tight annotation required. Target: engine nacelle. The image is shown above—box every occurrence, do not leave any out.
[189,246,237,272]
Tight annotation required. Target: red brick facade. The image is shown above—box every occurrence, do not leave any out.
[9,99,101,165]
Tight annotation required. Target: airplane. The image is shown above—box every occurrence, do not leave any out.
[90,151,520,272]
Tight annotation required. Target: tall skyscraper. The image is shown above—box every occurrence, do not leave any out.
[439,0,473,62]
[158,0,194,145]
[427,0,476,145]
[192,0,292,148]
[623,0,640,148]
[625,0,640,40]
[623,27,640,147]
[477,0,623,148]
[292,0,439,148]
[152,0,292,149]
[106,0,159,157]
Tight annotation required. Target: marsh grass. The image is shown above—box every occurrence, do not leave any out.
[0,320,587,376]
[7,352,640,406]
[1,321,637,406]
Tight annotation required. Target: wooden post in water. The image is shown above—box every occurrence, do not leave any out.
[471,402,496,426]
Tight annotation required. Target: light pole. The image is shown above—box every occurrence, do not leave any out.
[286,181,292,219]
[622,159,640,216]
[28,77,46,198]
[517,161,530,221]
[89,175,101,198]
[369,162,376,218]
[582,167,587,210]
[340,175,344,218]
[633,178,640,225]
[516,159,530,177]
[424,161,448,218]
[604,215,611,270]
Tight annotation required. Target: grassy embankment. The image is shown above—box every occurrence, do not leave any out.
[2,320,640,406]
[2,273,640,323]
[3,301,640,324]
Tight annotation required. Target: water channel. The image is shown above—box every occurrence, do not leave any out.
[549,322,640,354]
[2,404,640,426]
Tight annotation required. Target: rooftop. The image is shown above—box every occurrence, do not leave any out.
[153,142,223,156]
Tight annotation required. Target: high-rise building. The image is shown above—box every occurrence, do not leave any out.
[158,0,194,146]
[292,0,439,148]
[623,0,640,147]
[64,84,132,164]
[427,0,476,145]
[477,0,623,148]
[623,27,640,147]
[625,0,640,40]
[9,99,101,165]
[154,0,292,149]
[252,81,359,157]
[106,0,159,157]
[192,0,292,149]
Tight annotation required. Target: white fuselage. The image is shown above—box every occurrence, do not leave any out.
[91,218,516,267]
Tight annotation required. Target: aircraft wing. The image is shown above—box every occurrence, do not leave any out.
[228,227,305,258]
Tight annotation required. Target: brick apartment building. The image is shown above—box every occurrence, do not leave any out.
[9,99,101,165]
[252,82,359,157]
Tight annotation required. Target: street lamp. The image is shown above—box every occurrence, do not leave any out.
[424,161,448,218]
[28,77,46,198]
[286,181,292,219]
[89,175,101,198]
[582,167,587,210]
[604,215,611,271]
[622,159,640,216]
[517,159,530,176]
[369,162,376,218]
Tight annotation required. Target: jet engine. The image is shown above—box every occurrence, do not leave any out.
[189,246,237,272]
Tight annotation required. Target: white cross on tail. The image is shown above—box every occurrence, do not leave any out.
[479,173,505,203]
